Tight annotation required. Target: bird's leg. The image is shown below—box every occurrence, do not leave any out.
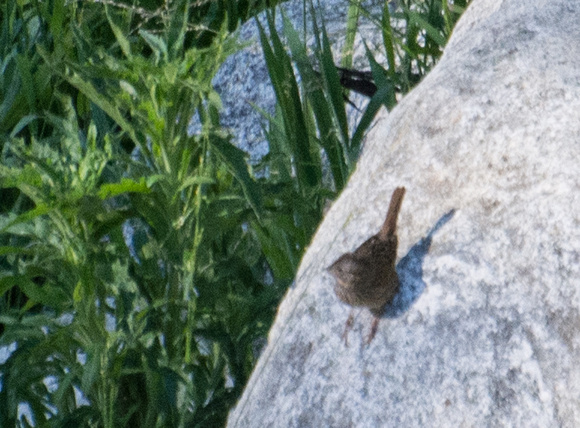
[341,310,355,346]
[366,316,380,344]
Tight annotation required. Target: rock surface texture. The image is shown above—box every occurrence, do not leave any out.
[227,0,580,426]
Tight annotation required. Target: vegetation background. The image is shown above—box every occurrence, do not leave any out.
[0,0,468,426]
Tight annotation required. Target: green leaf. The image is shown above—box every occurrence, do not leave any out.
[139,29,168,62]
[210,136,262,220]
[0,204,52,234]
[341,0,361,67]
[16,54,36,113]
[350,42,397,158]
[381,1,397,78]
[258,14,318,190]
[49,0,65,40]
[408,11,447,47]
[0,246,33,256]
[0,67,20,127]
[61,70,140,149]
[105,5,131,58]
[10,114,39,138]
[178,175,215,193]
[167,0,189,59]
[2,275,68,309]
[251,220,296,279]
[82,344,101,392]
[98,178,151,199]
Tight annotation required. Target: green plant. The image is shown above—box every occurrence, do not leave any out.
[256,0,471,183]
[0,1,282,426]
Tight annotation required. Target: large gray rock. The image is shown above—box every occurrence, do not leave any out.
[228,0,580,426]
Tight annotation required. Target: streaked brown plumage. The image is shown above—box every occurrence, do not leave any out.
[328,187,405,344]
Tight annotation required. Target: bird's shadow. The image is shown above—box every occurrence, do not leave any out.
[382,209,456,319]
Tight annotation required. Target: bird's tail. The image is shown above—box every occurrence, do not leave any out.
[379,187,406,239]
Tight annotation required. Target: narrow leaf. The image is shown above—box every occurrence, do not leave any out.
[0,205,52,234]
[210,137,262,220]
[98,178,151,199]
[105,5,132,58]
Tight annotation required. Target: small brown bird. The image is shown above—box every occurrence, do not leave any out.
[328,187,405,344]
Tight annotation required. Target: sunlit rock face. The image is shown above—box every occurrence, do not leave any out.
[227,0,580,426]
